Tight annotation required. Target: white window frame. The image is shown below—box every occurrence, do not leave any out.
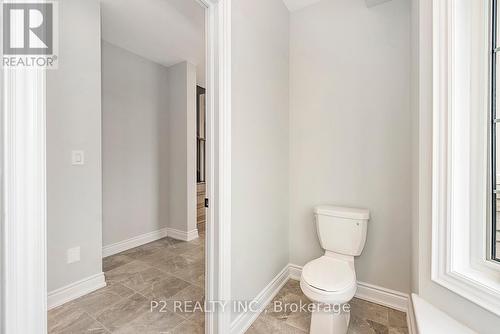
[432,0,500,316]
[1,0,232,333]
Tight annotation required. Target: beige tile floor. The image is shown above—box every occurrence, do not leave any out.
[247,280,409,334]
[49,233,408,334]
[48,234,205,334]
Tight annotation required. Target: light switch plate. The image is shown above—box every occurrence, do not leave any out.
[72,150,84,165]
[67,246,80,264]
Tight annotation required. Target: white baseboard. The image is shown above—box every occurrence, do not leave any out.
[289,263,303,280]
[166,227,199,242]
[230,266,290,334]
[48,273,106,310]
[230,264,414,334]
[356,281,409,312]
[288,264,409,312]
[290,264,413,331]
[102,228,168,258]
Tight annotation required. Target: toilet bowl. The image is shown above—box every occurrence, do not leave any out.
[300,206,369,334]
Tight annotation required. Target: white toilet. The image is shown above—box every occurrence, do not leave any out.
[300,205,369,334]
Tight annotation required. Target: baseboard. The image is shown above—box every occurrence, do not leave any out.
[230,266,290,334]
[166,227,199,242]
[288,264,409,312]
[102,228,168,257]
[356,281,409,312]
[231,264,413,333]
[48,273,106,310]
[288,263,303,280]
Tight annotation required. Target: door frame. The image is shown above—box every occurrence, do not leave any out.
[1,0,231,333]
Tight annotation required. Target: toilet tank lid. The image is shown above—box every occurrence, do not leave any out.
[314,205,370,220]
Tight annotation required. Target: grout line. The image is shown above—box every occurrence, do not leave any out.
[98,239,206,330]
[83,311,112,334]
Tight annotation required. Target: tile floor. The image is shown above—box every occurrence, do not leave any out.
[48,234,408,334]
[48,234,205,334]
[247,280,409,334]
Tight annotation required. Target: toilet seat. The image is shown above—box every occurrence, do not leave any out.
[302,256,355,292]
[300,256,357,305]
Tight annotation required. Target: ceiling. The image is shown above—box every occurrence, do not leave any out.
[100,0,206,86]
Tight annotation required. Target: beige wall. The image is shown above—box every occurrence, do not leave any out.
[47,0,102,291]
[231,0,290,321]
[102,41,170,246]
[289,0,412,293]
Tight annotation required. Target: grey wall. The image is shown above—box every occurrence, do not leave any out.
[412,0,500,332]
[231,0,290,320]
[47,0,102,291]
[289,0,412,293]
[103,45,198,245]
[410,0,420,294]
[102,41,170,246]
[166,61,198,234]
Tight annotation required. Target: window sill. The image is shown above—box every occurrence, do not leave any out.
[412,294,476,334]
[433,265,500,316]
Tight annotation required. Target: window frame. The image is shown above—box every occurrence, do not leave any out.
[432,0,500,316]
[492,0,499,262]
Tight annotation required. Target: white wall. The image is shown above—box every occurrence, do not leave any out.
[167,62,198,234]
[102,41,170,246]
[231,0,290,320]
[412,0,500,332]
[47,0,102,291]
[289,0,412,293]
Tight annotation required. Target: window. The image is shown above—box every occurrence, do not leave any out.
[432,0,500,317]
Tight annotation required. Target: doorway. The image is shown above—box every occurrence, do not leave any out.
[1,0,231,333]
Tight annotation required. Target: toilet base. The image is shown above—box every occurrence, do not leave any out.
[309,306,350,334]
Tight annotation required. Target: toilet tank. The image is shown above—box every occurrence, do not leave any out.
[314,205,370,256]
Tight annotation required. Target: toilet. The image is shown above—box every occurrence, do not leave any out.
[300,205,369,334]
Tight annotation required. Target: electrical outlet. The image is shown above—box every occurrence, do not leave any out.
[67,246,80,264]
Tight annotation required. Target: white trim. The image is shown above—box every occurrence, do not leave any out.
[102,228,168,258]
[166,227,199,242]
[288,263,303,280]
[431,0,500,316]
[407,294,418,334]
[287,264,409,312]
[356,281,409,312]
[3,69,47,332]
[230,266,290,334]
[412,294,476,334]
[233,264,413,333]
[201,0,232,333]
[47,273,106,310]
